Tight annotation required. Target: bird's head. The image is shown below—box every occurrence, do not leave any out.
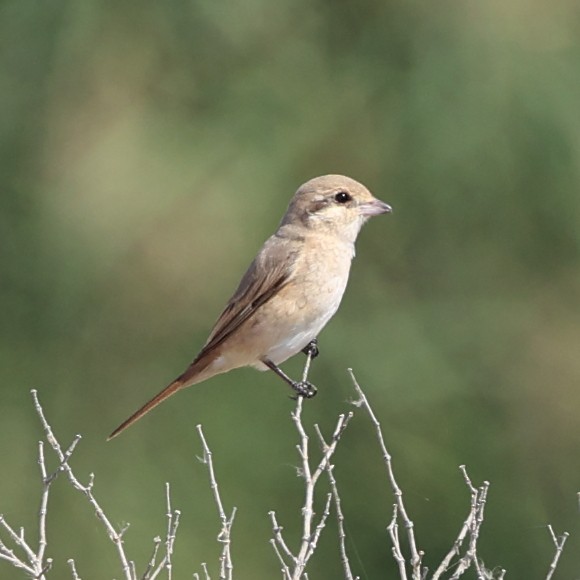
[281,175,392,243]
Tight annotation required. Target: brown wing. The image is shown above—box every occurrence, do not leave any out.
[107,234,301,441]
[195,235,299,360]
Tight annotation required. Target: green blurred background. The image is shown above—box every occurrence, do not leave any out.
[2,0,580,577]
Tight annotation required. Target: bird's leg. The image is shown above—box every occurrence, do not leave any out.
[261,357,317,398]
[301,338,319,359]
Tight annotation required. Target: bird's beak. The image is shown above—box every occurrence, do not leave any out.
[359,198,392,217]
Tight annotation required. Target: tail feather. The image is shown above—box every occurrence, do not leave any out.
[107,378,186,440]
[108,357,213,440]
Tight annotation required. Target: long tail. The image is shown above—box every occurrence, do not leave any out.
[107,359,211,440]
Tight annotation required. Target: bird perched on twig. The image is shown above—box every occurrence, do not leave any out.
[108,174,391,439]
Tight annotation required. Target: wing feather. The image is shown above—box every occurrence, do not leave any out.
[195,236,299,359]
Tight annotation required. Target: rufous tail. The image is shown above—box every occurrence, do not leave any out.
[107,379,183,440]
[107,358,211,440]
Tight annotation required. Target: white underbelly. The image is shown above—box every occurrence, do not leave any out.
[259,295,341,367]
[252,240,353,370]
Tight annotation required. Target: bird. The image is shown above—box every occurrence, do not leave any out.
[108,175,391,439]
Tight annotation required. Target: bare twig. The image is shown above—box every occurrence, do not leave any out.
[545,525,569,580]
[6,390,183,579]
[37,441,50,566]
[388,505,407,580]
[68,558,81,579]
[308,492,333,559]
[269,510,295,568]
[269,537,292,580]
[196,425,236,580]
[268,352,354,580]
[142,537,163,579]
[31,389,136,580]
[290,397,353,579]
[348,369,424,579]
[146,484,182,580]
[0,436,61,579]
[164,484,177,580]
[321,459,356,580]
[448,466,495,580]
[0,516,39,576]
[433,478,476,578]
[0,527,42,576]
[201,562,211,579]
[0,391,131,580]
[0,375,572,580]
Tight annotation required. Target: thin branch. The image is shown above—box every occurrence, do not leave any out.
[164,484,176,580]
[196,425,236,580]
[37,441,50,566]
[433,491,476,577]
[291,396,353,579]
[142,537,162,580]
[201,562,211,580]
[449,466,491,580]
[269,511,296,567]
[68,558,81,579]
[306,492,332,560]
[322,462,356,580]
[266,352,354,579]
[270,538,292,580]
[0,533,37,576]
[388,505,407,580]
[147,484,181,580]
[348,369,423,579]
[545,525,569,580]
[0,515,38,568]
[31,389,135,580]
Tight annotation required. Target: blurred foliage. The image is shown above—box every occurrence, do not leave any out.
[2,0,580,577]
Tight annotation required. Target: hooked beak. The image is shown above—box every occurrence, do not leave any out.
[359,198,392,217]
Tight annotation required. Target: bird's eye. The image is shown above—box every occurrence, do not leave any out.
[334,191,352,204]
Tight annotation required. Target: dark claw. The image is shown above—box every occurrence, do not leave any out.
[291,381,318,399]
[302,339,319,359]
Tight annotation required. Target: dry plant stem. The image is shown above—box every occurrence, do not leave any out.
[164,484,176,580]
[37,441,50,567]
[291,397,353,579]
[68,558,81,579]
[322,461,356,580]
[269,537,292,580]
[301,350,313,382]
[31,389,136,580]
[146,484,181,580]
[348,369,423,579]
[269,511,295,566]
[448,466,492,580]
[201,562,211,579]
[309,492,333,558]
[142,538,163,579]
[433,465,488,579]
[545,525,569,580]
[196,424,236,580]
[0,529,48,578]
[0,516,47,577]
[9,392,181,580]
[193,564,211,580]
[433,501,475,577]
[388,505,408,580]
[268,351,353,579]
[0,438,61,578]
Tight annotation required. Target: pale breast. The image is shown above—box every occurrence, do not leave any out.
[258,236,354,365]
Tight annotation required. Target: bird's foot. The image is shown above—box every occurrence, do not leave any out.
[291,380,318,399]
[301,339,319,359]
